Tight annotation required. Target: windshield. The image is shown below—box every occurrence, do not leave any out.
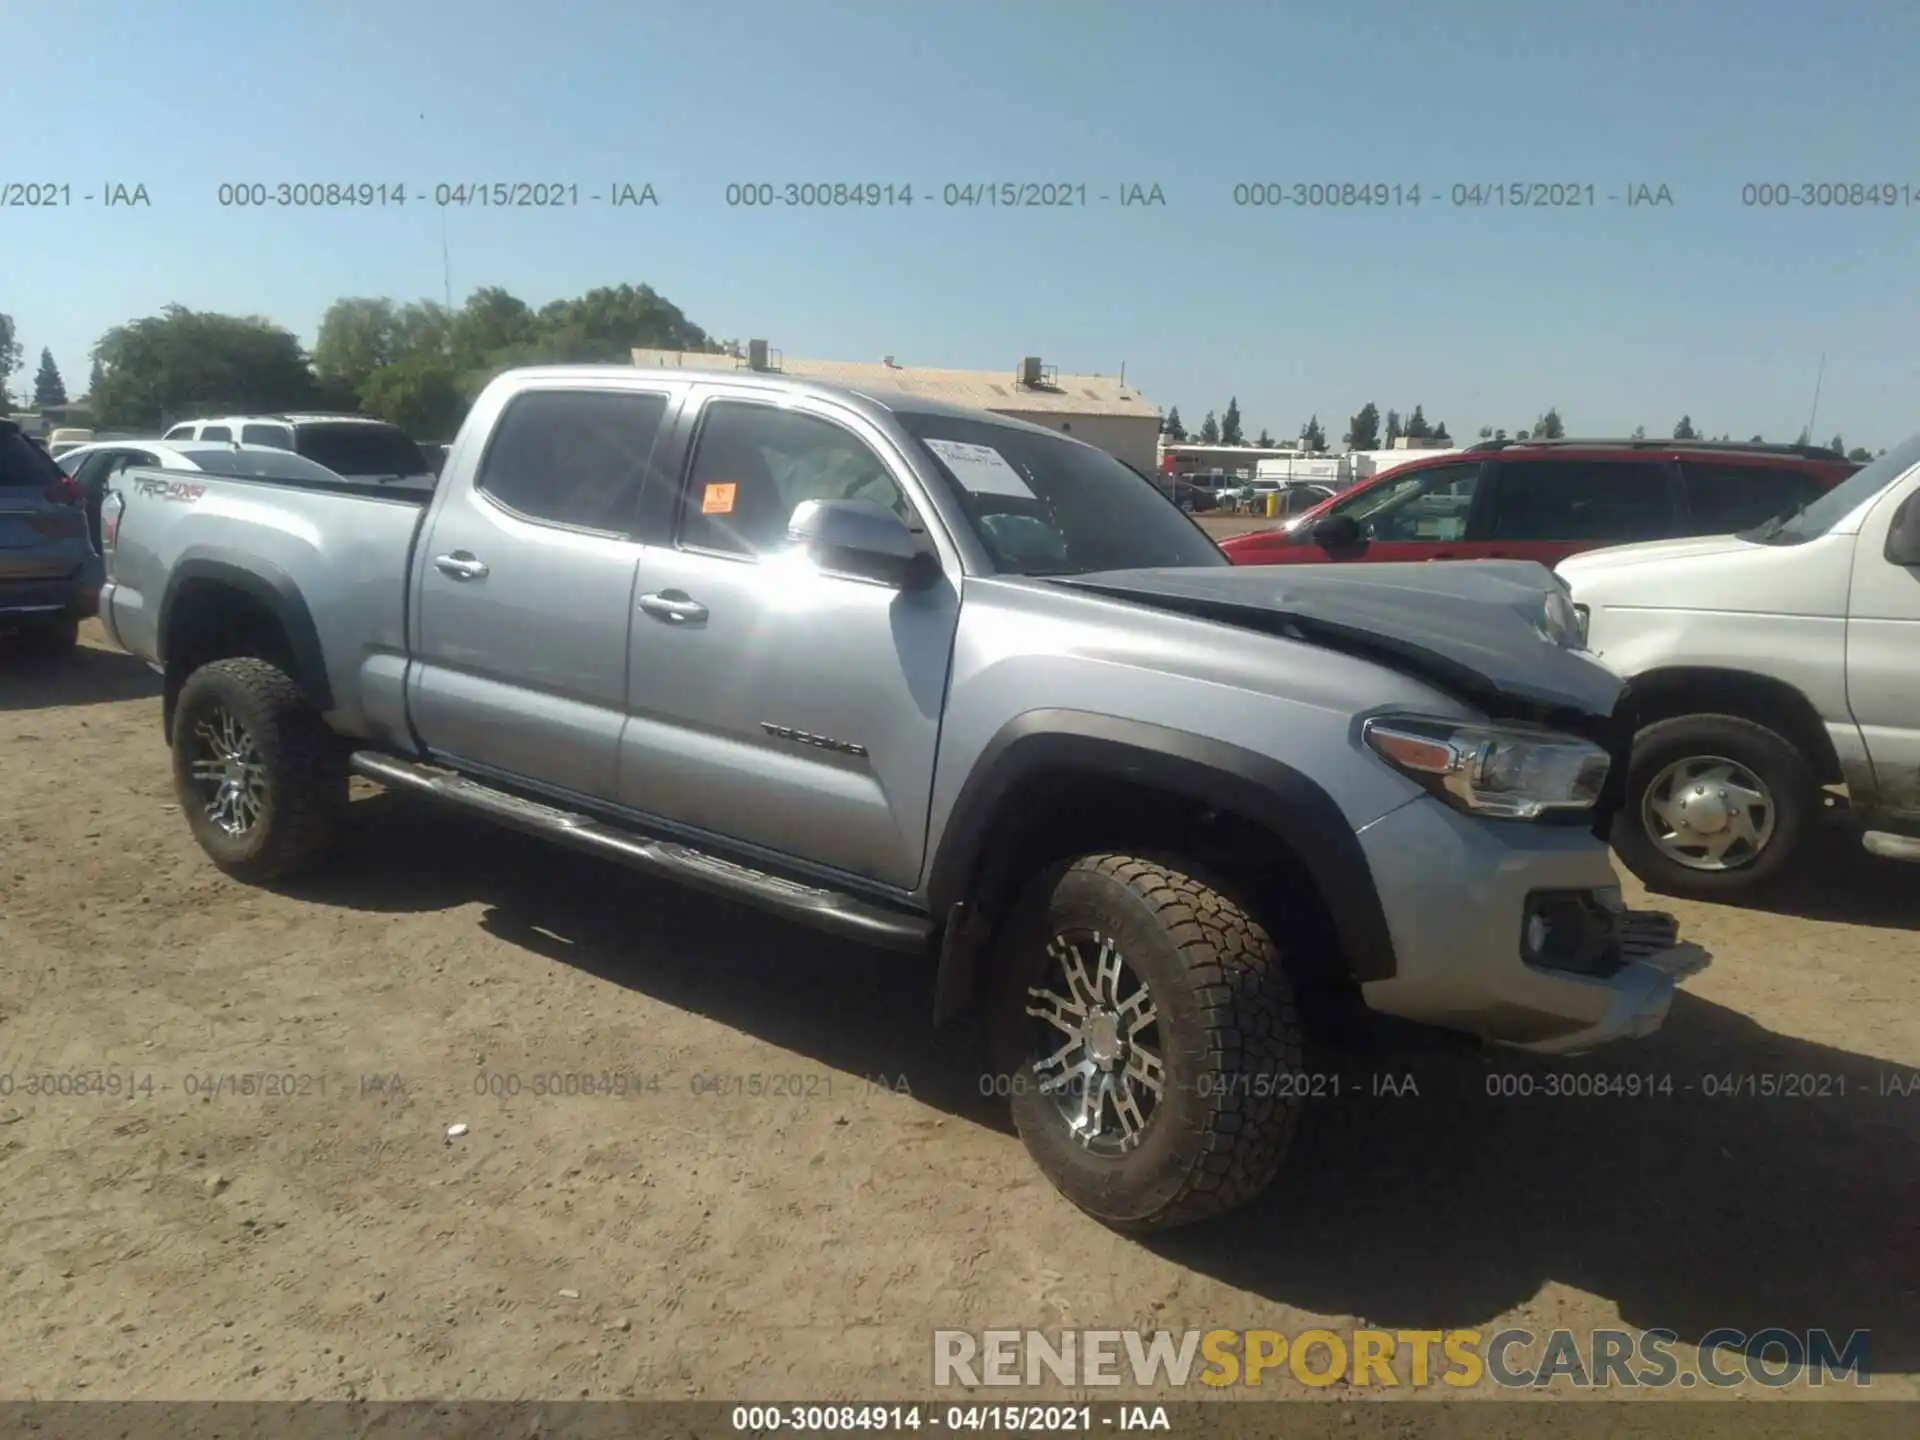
[1751,432,1920,544]
[295,423,429,478]
[898,414,1226,574]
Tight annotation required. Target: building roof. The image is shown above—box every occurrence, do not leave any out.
[629,349,1159,419]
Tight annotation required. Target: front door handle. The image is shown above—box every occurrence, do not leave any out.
[434,552,489,580]
[638,590,709,623]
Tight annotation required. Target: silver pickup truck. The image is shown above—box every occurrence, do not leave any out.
[97,365,1707,1232]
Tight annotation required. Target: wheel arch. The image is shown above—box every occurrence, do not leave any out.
[1624,666,1840,785]
[157,552,333,742]
[925,710,1398,1026]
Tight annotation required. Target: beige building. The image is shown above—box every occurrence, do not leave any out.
[630,343,1163,472]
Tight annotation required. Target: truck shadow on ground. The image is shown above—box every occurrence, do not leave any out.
[0,640,162,711]
[287,788,1918,1373]
[1640,840,1920,932]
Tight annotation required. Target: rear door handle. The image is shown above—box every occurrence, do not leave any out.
[638,590,708,623]
[434,552,489,580]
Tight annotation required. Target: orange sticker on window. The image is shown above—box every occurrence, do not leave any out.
[701,482,736,515]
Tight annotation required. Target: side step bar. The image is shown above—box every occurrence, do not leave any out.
[349,751,935,952]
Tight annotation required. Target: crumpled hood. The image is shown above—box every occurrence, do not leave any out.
[1053,560,1625,716]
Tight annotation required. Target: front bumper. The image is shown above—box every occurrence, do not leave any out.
[1355,797,1713,1053]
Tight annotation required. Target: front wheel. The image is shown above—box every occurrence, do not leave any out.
[171,658,347,883]
[1612,713,1815,900]
[991,854,1304,1233]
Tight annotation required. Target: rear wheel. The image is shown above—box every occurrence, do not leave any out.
[991,853,1304,1233]
[1612,713,1815,900]
[171,658,347,882]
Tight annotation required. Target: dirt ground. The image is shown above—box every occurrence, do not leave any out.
[0,623,1915,1405]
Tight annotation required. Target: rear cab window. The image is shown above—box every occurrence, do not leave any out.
[294,423,429,480]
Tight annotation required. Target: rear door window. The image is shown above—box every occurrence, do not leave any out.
[200,425,233,442]
[242,423,295,450]
[1487,460,1677,541]
[1679,462,1824,535]
[475,389,671,533]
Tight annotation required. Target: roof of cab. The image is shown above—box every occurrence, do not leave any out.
[497,364,1089,445]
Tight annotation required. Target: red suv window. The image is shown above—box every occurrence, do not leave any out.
[1678,461,1824,535]
[1486,459,1676,542]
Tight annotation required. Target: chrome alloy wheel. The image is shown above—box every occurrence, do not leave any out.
[186,705,267,837]
[1024,931,1165,1155]
[1642,755,1776,871]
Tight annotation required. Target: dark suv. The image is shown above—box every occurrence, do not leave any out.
[1,419,101,654]
[1218,438,1860,566]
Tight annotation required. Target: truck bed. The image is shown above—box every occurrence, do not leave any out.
[100,465,431,740]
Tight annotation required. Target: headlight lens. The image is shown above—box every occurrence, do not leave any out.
[1363,714,1611,818]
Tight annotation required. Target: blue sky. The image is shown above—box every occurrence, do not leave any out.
[5,0,1917,448]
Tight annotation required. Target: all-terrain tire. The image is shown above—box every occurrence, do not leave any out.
[171,658,347,883]
[1612,712,1816,901]
[991,853,1304,1233]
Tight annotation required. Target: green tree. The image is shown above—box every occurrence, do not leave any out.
[1405,404,1432,440]
[1750,434,1766,443]
[313,297,400,394]
[1346,403,1381,449]
[1383,408,1402,445]
[1631,425,1647,440]
[1255,428,1275,447]
[1477,425,1494,440]
[88,304,318,428]
[357,353,470,441]
[1535,407,1566,439]
[0,312,21,409]
[1300,414,1327,451]
[1493,428,1509,442]
[1828,434,1845,455]
[1796,427,1812,446]
[1219,396,1244,445]
[531,282,712,362]
[87,356,104,401]
[1162,406,1187,441]
[1432,421,1452,443]
[1672,415,1697,440]
[32,348,67,407]
[1848,447,1874,462]
[1198,410,1220,443]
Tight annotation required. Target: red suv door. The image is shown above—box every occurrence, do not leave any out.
[1219,459,1500,565]
[1478,456,1681,564]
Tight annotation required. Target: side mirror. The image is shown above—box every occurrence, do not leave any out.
[1309,512,1363,549]
[1886,493,1920,568]
[788,498,937,588]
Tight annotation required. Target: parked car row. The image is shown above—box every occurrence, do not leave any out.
[91,363,1713,1233]
[1216,433,1920,901]
[5,412,435,656]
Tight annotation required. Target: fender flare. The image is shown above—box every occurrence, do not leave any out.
[157,551,334,713]
[926,709,1397,983]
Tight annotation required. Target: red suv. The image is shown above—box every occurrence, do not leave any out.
[1217,438,1859,567]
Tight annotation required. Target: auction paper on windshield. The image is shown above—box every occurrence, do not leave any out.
[922,439,1036,499]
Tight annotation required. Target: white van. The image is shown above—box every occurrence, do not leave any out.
[1558,433,1920,898]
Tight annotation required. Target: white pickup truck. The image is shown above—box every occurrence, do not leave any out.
[1560,432,1920,898]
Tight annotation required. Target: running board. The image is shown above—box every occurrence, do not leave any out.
[1863,830,1920,863]
[348,751,935,952]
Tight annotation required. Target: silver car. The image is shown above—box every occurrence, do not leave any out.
[0,419,102,655]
